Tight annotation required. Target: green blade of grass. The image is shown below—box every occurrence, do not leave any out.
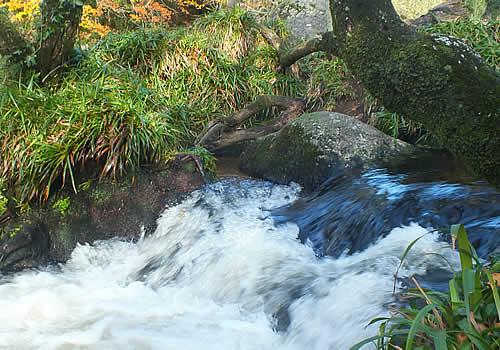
[406,303,438,350]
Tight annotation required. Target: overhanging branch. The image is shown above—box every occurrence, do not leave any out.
[278,31,337,71]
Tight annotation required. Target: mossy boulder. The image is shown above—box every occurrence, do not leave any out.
[0,161,204,272]
[239,112,415,190]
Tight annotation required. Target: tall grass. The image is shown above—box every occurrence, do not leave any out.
[0,7,348,202]
[351,225,500,350]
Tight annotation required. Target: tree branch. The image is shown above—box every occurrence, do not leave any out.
[257,23,283,51]
[278,31,337,71]
[196,96,305,152]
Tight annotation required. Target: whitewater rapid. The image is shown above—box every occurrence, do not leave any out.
[0,179,460,350]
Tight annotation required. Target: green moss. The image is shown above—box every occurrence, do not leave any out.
[89,187,113,206]
[342,20,499,185]
[240,121,328,190]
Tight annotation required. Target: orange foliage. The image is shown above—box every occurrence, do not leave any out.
[1,0,213,40]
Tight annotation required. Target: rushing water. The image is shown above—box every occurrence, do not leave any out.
[0,171,498,349]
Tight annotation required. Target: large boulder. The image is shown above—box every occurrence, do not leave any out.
[239,112,415,190]
[0,161,204,272]
[228,0,332,41]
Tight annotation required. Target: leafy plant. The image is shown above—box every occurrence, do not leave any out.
[463,0,488,20]
[351,225,500,350]
[52,196,71,216]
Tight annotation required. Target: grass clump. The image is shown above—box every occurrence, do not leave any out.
[352,225,500,350]
[0,7,346,203]
[0,68,178,201]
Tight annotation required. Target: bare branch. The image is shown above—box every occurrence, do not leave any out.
[257,23,283,51]
[410,0,466,26]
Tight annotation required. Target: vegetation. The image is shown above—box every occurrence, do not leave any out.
[0,188,7,217]
[53,196,71,216]
[0,7,350,203]
[352,225,500,350]
[0,0,497,195]
[424,18,499,70]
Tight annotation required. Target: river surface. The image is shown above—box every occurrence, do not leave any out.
[0,165,498,349]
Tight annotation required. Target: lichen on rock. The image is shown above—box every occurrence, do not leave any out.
[239,112,415,190]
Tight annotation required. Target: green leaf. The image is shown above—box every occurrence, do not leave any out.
[393,233,430,293]
[433,330,448,350]
[451,224,473,271]
[485,269,500,320]
[449,278,461,307]
[406,303,438,350]
[349,331,408,350]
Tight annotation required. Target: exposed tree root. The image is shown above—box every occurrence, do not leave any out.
[196,96,305,152]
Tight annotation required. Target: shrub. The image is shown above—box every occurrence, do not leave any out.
[351,225,500,350]
[0,0,218,41]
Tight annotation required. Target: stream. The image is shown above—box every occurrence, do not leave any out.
[0,159,499,349]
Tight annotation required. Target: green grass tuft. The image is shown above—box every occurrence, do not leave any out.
[352,225,500,350]
[0,7,346,203]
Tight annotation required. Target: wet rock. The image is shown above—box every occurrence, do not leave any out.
[239,112,415,191]
[0,161,204,272]
[0,219,49,271]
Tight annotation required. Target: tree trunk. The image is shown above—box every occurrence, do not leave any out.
[328,0,499,186]
[36,0,84,80]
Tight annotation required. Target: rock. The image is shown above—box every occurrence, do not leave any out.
[232,0,332,41]
[239,112,415,190]
[274,0,333,41]
[0,161,204,272]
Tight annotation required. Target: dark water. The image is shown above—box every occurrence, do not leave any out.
[273,153,500,260]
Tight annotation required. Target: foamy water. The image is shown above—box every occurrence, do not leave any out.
[0,179,460,350]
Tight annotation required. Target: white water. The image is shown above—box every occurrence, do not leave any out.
[0,179,460,350]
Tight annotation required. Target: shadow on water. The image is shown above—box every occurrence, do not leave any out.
[273,152,500,260]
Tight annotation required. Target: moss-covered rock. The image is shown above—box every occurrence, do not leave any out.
[239,112,415,190]
[0,162,204,272]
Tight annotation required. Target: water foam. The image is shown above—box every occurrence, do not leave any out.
[0,179,459,350]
